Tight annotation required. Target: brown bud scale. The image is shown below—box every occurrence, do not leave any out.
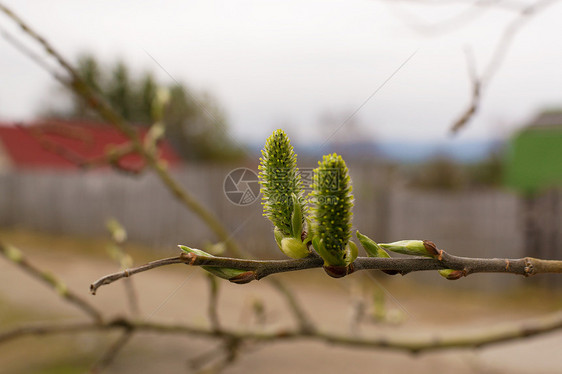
[229,271,256,284]
[323,264,355,278]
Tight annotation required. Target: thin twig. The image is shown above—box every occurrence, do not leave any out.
[0,241,103,322]
[267,278,316,334]
[449,0,557,133]
[0,2,314,333]
[90,256,186,295]
[207,274,222,332]
[0,322,101,344]
[89,330,134,374]
[0,2,240,256]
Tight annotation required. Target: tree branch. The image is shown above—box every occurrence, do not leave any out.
[0,241,103,322]
[90,249,562,294]
[0,2,314,331]
[3,310,562,354]
[206,274,222,332]
[449,0,557,134]
[0,2,241,257]
[88,330,134,374]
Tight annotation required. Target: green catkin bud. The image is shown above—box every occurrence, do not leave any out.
[258,130,306,237]
[311,153,355,276]
[178,245,253,283]
[258,130,309,259]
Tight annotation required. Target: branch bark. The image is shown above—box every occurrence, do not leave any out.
[0,241,103,322]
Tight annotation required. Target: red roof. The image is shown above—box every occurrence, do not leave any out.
[0,119,181,171]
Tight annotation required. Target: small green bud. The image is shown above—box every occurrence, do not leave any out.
[106,218,127,243]
[356,231,390,258]
[438,269,465,280]
[4,245,23,263]
[178,245,249,281]
[151,87,171,122]
[280,237,310,259]
[356,231,399,275]
[379,240,439,258]
[55,281,69,296]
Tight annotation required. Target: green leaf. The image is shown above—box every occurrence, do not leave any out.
[347,241,359,263]
[291,193,303,239]
[280,237,310,259]
[356,231,391,258]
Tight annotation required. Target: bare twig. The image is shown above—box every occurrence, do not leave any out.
[385,0,529,36]
[3,310,562,353]
[0,241,103,322]
[89,256,186,295]
[207,274,222,332]
[106,221,141,318]
[89,330,134,374]
[22,123,142,174]
[449,0,557,133]
[0,2,315,333]
[381,0,559,134]
[0,2,240,256]
[90,249,562,294]
[0,322,101,344]
[267,278,316,334]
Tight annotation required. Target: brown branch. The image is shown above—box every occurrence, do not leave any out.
[106,227,141,317]
[0,2,315,334]
[90,250,562,294]
[88,330,134,374]
[206,274,222,332]
[3,310,562,354]
[0,2,240,256]
[385,0,530,36]
[0,322,101,344]
[449,0,557,134]
[0,241,103,322]
[267,277,316,334]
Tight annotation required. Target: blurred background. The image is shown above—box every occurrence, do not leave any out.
[1,1,562,373]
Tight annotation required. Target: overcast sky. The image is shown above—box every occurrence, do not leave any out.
[1,0,562,145]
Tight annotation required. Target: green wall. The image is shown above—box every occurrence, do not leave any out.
[505,127,562,193]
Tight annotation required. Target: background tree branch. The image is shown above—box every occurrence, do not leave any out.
[0,1,314,336]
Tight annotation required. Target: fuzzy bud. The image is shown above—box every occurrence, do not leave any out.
[310,153,355,271]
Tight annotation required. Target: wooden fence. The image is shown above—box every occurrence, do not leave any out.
[1,163,559,289]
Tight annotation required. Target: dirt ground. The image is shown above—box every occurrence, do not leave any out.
[1,229,561,374]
